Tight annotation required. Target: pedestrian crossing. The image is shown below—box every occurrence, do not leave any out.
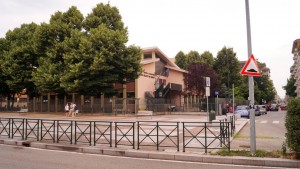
[255,120,281,124]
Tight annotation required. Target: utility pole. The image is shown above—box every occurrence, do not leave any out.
[245,0,256,154]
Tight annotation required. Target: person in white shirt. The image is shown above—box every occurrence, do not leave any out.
[65,103,70,116]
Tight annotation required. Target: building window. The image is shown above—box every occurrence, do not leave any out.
[143,53,152,59]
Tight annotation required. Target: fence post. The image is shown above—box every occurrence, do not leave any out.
[89,121,92,146]
[115,122,117,148]
[227,122,231,152]
[110,122,112,147]
[71,121,73,144]
[74,121,77,144]
[93,121,96,146]
[25,119,27,140]
[133,122,135,149]
[37,119,40,141]
[205,122,207,154]
[177,122,179,152]
[156,121,159,150]
[182,122,185,152]
[137,121,140,150]
[219,120,222,147]
[56,120,59,143]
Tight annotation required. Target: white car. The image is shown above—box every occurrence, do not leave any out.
[235,105,250,118]
[257,105,267,115]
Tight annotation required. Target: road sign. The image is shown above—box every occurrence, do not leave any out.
[205,77,210,87]
[215,91,219,96]
[205,87,210,96]
[240,54,261,76]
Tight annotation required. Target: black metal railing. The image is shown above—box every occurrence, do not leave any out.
[137,121,179,151]
[94,121,112,147]
[0,117,235,153]
[0,118,10,138]
[12,118,25,139]
[40,119,56,142]
[115,122,135,149]
[182,121,231,153]
[75,121,92,146]
[25,119,39,141]
[57,120,73,144]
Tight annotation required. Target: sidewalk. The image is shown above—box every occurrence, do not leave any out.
[0,112,299,168]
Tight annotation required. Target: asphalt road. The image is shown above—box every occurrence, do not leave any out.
[0,144,290,169]
[231,110,286,151]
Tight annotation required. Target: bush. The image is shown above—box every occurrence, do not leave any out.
[285,98,300,157]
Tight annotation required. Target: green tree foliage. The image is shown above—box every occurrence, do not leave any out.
[184,63,218,96]
[174,51,187,69]
[186,50,201,66]
[283,76,297,97]
[254,76,276,104]
[32,3,142,95]
[83,3,125,31]
[233,76,248,100]
[200,51,215,67]
[33,6,84,94]
[0,23,39,109]
[0,38,11,97]
[213,47,242,98]
[285,98,300,157]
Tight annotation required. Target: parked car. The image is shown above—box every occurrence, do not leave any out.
[270,104,279,111]
[279,103,287,110]
[254,105,261,116]
[235,105,250,118]
[256,105,267,115]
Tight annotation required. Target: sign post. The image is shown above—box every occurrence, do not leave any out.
[205,77,210,121]
[244,0,261,155]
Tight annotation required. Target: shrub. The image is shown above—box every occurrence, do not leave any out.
[285,98,300,157]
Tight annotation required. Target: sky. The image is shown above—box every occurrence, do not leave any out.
[0,0,298,99]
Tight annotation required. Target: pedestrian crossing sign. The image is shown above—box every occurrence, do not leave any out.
[240,54,261,76]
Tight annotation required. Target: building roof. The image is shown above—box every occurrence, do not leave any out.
[142,46,187,73]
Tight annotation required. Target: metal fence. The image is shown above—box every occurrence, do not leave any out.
[0,116,235,152]
[0,96,248,115]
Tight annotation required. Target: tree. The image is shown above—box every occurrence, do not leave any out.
[83,3,125,31]
[1,23,39,109]
[0,38,12,104]
[174,51,187,69]
[285,98,300,158]
[213,47,242,98]
[60,3,142,95]
[33,3,142,96]
[200,51,215,67]
[186,50,201,66]
[283,75,297,97]
[33,6,84,94]
[254,75,276,104]
[184,63,218,97]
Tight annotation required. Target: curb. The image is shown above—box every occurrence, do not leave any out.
[1,139,299,168]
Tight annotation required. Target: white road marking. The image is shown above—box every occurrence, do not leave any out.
[273,121,280,124]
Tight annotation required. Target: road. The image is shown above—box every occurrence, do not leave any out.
[0,144,290,169]
[231,110,286,151]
